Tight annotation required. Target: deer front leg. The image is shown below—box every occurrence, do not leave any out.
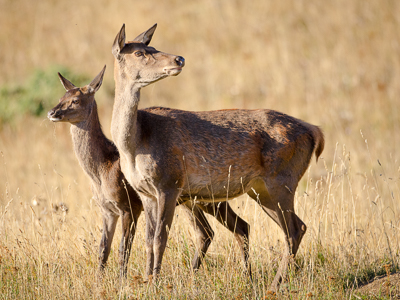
[152,189,180,279]
[99,213,119,271]
[141,195,158,281]
[119,209,141,278]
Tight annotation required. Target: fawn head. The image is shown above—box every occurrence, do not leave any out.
[112,24,185,88]
[48,66,106,124]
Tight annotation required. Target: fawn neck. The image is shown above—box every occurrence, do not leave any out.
[71,101,116,185]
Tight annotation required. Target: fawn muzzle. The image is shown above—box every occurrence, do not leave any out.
[47,108,63,122]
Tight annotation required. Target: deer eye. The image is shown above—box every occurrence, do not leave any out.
[72,99,80,105]
[134,51,144,57]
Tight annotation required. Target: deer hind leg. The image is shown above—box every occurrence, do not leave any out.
[99,213,119,271]
[119,209,142,278]
[271,202,306,292]
[180,201,214,270]
[247,182,306,292]
[201,202,251,276]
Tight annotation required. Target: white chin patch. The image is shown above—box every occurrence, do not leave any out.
[165,68,182,76]
[49,117,62,122]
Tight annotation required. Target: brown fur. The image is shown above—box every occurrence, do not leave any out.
[110,24,324,291]
[48,66,251,278]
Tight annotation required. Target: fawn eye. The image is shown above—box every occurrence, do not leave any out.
[135,51,144,57]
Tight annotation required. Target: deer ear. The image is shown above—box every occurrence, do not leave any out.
[58,72,76,91]
[112,24,126,59]
[88,65,106,93]
[133,23,157,46]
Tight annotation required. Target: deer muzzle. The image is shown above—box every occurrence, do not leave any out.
[163,56,185,76]
[47,109,63,122]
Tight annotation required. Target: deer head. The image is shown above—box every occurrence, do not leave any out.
[112,24,185,89]
[48,66,106,124]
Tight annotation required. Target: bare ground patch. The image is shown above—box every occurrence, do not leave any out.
[354,273,400,299]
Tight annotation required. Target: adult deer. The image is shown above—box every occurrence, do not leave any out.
[47,66,251,279]
[111,24,324,291]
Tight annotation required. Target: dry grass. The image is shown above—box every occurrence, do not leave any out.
[1,0,400,298]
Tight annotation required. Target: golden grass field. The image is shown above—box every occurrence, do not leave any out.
[1,0,400,298]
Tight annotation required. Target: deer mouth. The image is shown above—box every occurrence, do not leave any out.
[49,116,63,122]
[164,67,183,76]
[47,111,63,122]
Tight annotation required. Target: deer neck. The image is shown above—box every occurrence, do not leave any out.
[111,75,141,163]
[70,101,115,185]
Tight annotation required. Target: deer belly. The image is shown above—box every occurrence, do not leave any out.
[181,171,261,201]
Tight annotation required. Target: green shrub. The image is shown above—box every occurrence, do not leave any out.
[0,66,90,125]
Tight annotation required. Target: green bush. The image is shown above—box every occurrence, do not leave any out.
[0,66,90,125]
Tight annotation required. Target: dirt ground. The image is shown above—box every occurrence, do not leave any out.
[353,273,400,299]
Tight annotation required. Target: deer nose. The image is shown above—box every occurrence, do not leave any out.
[47,109,55,119]
[175,56,185,67]
[47,108,61,121]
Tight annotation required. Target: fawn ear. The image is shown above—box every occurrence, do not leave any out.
[58,73,76,91]
[133,23,157,46]
[88,65,106,94]
[112,24,126,59]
